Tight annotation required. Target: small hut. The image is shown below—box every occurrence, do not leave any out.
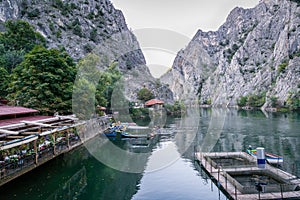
[97,105,107,116]
[144,99,164,109]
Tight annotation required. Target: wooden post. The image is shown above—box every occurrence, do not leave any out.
[280,184,283,199]
[53,133,56,155]
[235,184,237,200]
[218,167,220,182]
[67,129,70,149]
[34,140,38,165]
[225,173,227,190]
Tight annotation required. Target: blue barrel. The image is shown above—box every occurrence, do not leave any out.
[257,147,266,169]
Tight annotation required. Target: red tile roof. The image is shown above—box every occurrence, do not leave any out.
[145,99,164,106]
[0,106,39,117]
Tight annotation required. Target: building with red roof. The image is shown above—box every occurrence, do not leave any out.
[145,99,164,109]
[0,105,47,126]
[0,105,38,117]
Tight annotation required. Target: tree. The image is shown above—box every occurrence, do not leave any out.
[73,53,100,119]
[0,67,9,98]
[0,20,46,73]
[287,92,300,111]
[137,87,154,102]
[8,46,76,115]
[247,94,265,107]
[98,62,122,109]
[95,62,122,111]
[270,96,278,107]
[72,77,96,119]
[73,54,122,118]
[1,20,46,52]
[237,96,247,107]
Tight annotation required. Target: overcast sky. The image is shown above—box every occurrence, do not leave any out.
[110,0,260,77]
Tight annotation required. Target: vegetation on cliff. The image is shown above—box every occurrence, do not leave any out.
[8,46,76,115]
[1,20,122,116]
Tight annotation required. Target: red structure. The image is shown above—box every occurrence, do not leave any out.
[0,105,49,126]
[145,99,164,107]
[0,106,38,117]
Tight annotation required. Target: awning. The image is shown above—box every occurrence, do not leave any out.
[0,135,38,150]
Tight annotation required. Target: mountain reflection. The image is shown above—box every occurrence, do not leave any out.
[0,108,299,200]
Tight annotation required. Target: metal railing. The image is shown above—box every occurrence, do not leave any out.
[196,151,300,200]
[0,137,82,181]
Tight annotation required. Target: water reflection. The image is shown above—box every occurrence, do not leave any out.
[46,167,87,200]
[132,120,228,200]
[195,109,300,177]
[0,108,299,200]
[0,140,145,200]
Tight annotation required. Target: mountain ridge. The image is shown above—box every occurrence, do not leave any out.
[0,0,173,103]
[161,0,300,110]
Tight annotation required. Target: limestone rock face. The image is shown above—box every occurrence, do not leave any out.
[1,0,143,66]
[161,0,300,107]
[0,0,173,102]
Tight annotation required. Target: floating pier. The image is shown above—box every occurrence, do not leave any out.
[195,152,300,200]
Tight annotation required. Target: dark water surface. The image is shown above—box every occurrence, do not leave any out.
[0,109,299,200]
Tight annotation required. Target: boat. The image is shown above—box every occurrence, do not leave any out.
[104,131,119,137]
[127,125,149,130]
[103,123,128,137]
[104,130,150,139]
[121,132,149,139]
[246,148,283,164]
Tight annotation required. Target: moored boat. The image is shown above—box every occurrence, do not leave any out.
[246,147,283,164]
[104,131,149,139]
[121,132,149,138]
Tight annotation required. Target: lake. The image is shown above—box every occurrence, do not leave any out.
[0,108,299,200]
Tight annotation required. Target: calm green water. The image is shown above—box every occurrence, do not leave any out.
[0,108,299,200]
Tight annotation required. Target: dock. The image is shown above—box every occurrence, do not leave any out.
[195,152,300,200]
[0,116,109,187]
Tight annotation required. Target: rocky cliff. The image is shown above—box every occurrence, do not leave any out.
[161,0,300,108]
[0,0,172,102]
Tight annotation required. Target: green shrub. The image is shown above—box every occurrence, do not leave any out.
[277,61,288,73]
[137,88,154,102]
[90,28,97,42]
[52,0,64,9]
[49,22,55,32]
[56,30,62,38]
[270,96,278,107]
[287,92,300,111]
[237,96,247,107]
[87,13,94,20]
[83,44,93,53]
[232,43,239,51]
[164,100,185,116]
[202,98,212,105]
[129,108,150,119]
[0,67,9,97]
[237,93,266,108]
[73,25,82,37]
[247,94,266,107]
[27,8,40,19]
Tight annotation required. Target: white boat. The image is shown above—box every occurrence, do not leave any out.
[247,149,283,164]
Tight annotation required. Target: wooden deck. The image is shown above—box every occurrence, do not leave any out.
[195,152,300,200]
[0,117,109,187]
